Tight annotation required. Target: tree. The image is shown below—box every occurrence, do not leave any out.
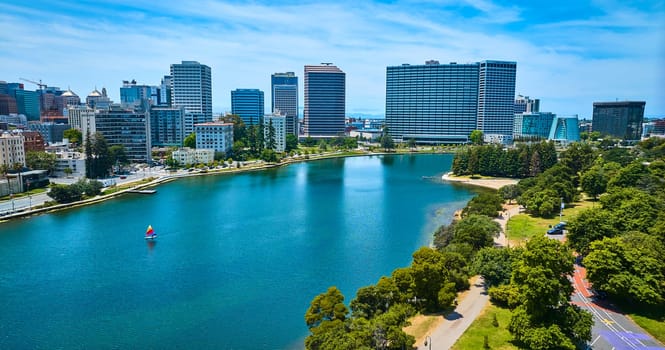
[380,129,395,151]
[407,138,416,151]
[318,140,328,152]
[470,130,484,145]
[63,128,82,145]
[184,133,196,148]
[85,132,112,179]
[221,114,247,143]
[472,247,517,287]
[63,167,73,177]
[452,214,501,250]
[109,145,129,168]
[585,233,665,305]
[25,151,57,174]
[509,237,592,348]
[499,184,521,204]
[260,149,279,163]
[580,165,607,199]
[285,134,298,153]
[461,193,503,218]
[266,118,277,151]
[566,208,618,255]
[305,286,349,328]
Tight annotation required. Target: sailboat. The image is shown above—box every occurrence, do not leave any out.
[145,225,157,240]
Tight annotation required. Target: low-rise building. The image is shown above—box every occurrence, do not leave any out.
[53,151,86,178]
[195,122,233,154]
[171,147,214,166]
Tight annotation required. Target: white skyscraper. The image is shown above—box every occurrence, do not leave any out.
[170,61,212,136]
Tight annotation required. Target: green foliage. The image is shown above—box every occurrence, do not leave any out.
[350,277,398,319]
[432,220,456,249]
[220,114,247,143]
[566,208,618,255]
[109,145,129,166]
[47,179,103,203]
[636,137,665,161]
[25,151,57,173]
[183,132,196,148]
[488,284,521,309]
[305,286,349,329]
[579,164,607,199]
[499,184,521,204]
[519,188,560,217]
[585,233,665,305]
[407,138,417,150]
[85,132,112,179]
[63,128,82,145]
[452,141,557,178]
[559,142,596,176]
[301,136,317,147]
[461,192,503,218]
[470,130,484,145]
[260,149,279,163]
[318,139,328,152]
[266,118,277,151]
[600,188,664,233]
[285,134,299,152]
[507,237,592,348]
[472,247,517,287]
[452,214,500,251]
[380,130,395,151]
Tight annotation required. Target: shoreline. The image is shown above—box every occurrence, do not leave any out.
[1,150,453,222]
[441,172,518,190]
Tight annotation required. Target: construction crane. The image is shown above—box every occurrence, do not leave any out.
[19,78,47,90]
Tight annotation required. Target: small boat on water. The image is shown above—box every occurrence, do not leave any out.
[145,225,157,240]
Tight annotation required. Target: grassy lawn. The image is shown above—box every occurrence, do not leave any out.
[506,199,595,242]
[626,310,665,344]
[451,303,519,350]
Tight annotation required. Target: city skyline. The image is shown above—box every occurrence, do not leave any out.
[0,1,663,118]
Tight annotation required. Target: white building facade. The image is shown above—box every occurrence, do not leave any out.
[195,122,233,154]
[172,147,214,166]
[0,131,25,168]
[263,114,286,152]
[67,106,96,142]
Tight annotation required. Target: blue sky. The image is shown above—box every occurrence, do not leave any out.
[1,0,663,118]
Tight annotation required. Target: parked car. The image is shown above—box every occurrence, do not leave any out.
[547,222,567,235]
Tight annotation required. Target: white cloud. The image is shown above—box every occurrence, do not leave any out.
[0,1,662,117]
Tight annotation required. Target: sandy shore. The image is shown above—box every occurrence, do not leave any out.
[441,172,518,190]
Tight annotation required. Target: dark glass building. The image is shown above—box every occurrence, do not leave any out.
[231,89,264,126]
[95,105,150,163]
[271,72,298,135]
[150,105,184,147]
[304,64,345,138]
[477,61,517,143]
[592,101,645,140]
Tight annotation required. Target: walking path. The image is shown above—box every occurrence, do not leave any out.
[415,201,518,349]
[416,277,488,350]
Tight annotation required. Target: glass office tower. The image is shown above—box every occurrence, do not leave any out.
[304,64,345,138]
[271,72,298,135]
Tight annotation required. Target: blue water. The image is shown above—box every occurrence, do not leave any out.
[0,154,477,349]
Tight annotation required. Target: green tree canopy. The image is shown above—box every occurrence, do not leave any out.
[461,192,503,218]
[25,151,57,174]
[305,286,349,329]
[285,134,299,152]
[63,128,82,145]
[184,133,196,148]
[470,130,484,145]
[452,214,501,250]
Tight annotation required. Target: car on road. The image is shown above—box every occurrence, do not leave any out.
[547,221,567,235]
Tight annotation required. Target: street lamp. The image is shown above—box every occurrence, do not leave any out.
[559,197,564,223]
[424,335,432,350]
[28,194,32,211]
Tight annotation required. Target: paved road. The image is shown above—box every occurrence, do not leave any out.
[416,277,489,350]
[571,264,665,350]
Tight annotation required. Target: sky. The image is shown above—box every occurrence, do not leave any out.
[0,0,663,118]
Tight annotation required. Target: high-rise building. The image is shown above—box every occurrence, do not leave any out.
[28,122,70,144]
[263,113,286,152]
[150,105,185,147]
[385,60,516,144]
[95,105,151,163]
[0,94,18,115]
[170,61,212,136]
[160,75,172,107]
[515,95,540,113]
[304,64,345,138]
[271,72,298,135]
[120,80,159,106]
[231,89,264,126]
[477,61,517,144]
[513,112,555,140]
[385,61,479,144]
[592,101,645,140]
[9,87,40,121]
[67,106,96,143]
